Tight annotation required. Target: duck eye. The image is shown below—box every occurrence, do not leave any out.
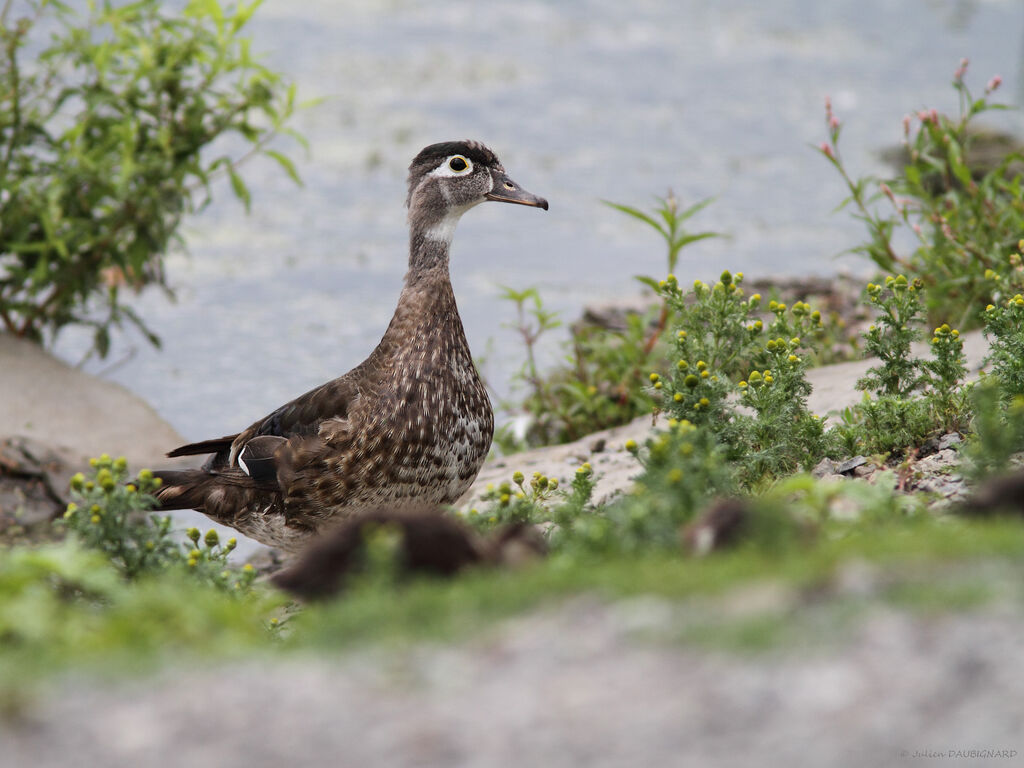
[448,156,469,173]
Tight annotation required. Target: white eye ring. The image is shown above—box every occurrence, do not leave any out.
[432,155,473,177]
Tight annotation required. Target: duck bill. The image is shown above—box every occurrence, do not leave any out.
[486,172,549,210]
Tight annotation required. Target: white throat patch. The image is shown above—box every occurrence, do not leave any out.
[424,203,478,244]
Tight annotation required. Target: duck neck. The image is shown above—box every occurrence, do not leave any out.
[375,214,466,357]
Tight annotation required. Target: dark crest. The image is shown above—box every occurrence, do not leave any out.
[409,140,500,173]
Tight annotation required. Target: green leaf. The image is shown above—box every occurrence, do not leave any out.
[263,149,302,186]
[946,142,972,188]
[94,326,111,359]
[677,196,715,222]
[602,200,664,235]
[227,165,251,212]
[634,275,661,292]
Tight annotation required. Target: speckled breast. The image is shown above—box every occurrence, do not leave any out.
[363,339,494,508]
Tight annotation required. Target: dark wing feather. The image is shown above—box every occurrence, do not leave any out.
[229,362,377,463]
[166,435,238,458]
[237,435,287,483]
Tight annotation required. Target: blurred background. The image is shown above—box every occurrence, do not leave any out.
[52,0,1024,442]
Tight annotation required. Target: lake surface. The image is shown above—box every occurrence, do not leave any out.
[53,0,1024,441]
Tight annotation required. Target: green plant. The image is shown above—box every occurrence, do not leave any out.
[606,192,721,353]
[857,276,926,396]
[982,282,1024,402]
[469,462,598,535]
[962,379,1024,480]
[608,420,735,551]
[497,193,722,450]
[0,538,281,689]
[835,276,971,456]
[819,61,1023,329]
[496,287,660,448]
[652,270,832,483]
[62,454,255,591]
[62,455,180,578]
[0,0,303,356]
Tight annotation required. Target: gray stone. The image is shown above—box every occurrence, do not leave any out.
[939,433,963,451]
[0,334,189,470]
[837,456,868,475]
[812,458,839,478]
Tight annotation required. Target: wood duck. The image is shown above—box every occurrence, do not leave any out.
[153,141,547,551]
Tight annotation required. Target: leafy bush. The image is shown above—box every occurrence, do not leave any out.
[653,270,833,483]
[819,61,1022,329]
[829,275,973,457]
[0,0,302,356]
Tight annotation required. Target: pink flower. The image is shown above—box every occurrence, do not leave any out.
[819,142,834,159]
[912,223,922,235]
[880,183,894,200]
[829,116,840,129]
[902,115,911,136]
[954,57,968,80]
[987,75,1002,92]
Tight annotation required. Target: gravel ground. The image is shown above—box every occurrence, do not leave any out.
[4,594,1022,768]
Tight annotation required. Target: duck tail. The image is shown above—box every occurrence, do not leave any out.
[166,435,237,458]
[150,469,214,511]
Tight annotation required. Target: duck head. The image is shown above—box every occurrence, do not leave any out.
[406,140,548,243]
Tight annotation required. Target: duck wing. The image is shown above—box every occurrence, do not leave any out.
[164,359,374,470]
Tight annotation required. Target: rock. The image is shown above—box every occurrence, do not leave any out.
[938,433,963,451]
[812,458,839,478]
[915,449,960,474]
[838,456,868,475]
[0,334,265,556]
[0,436,79,541]
[853,464,876,479]
[0,334,189,470]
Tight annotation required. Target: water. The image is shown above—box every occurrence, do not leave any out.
[52,0,1024,441]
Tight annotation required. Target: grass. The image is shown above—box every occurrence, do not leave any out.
[4,511,1024,699]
